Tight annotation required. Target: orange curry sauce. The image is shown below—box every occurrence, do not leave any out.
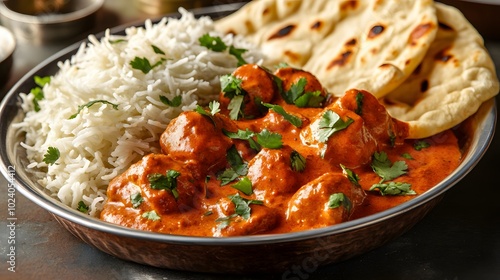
[100,64,461,237]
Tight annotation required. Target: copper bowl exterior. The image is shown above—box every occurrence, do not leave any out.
[0,6,496,274]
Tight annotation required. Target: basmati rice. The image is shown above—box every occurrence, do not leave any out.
[14,9,264,216]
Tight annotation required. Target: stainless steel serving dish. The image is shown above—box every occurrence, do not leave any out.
[0,9,496,273]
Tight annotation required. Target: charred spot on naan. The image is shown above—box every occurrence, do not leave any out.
[326,39,357,70]
[368,25,385,39]
[409,22,436,46]
[268,24,296,40]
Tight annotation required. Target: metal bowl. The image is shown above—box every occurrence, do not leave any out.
[0,0,103,43]
[0,10,496,274]
[0,25,15,91]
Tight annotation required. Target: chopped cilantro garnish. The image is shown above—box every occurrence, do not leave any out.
[215,194,263,229]
[231,177,253,195]
[281,77,325,107]
[256,129,283,149]
[262,102,303,127]
[290,150,306,172]
[224,128,283,151]
[69,100,119,119]
[294,90,325,108]
[414,140,431,151]
[316,110,354,143]
[77,201,89,213]
[198,34,227,52]
[194,101,221,126]
[148,170,181,199]
[355,92,364,115]
[151,44,165,55]
[160,95,182,107]
[108,39,126,44]
[199,34,248,65]
[227,95,245,120]
[369,182,416,196]
[327,193,352,212]
[130,192,144,208]
[340,164,360,186]
[30,76,51,112]
[220,74,246,120]
[401,153,414,160]
[142,210,161,221]
[229,45,248,66]
[218,146,248,186]
[43,146,60,165]
[371,151,408,182]
[130,56,164,74]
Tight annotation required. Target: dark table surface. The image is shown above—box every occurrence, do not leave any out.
[1,1,499,279]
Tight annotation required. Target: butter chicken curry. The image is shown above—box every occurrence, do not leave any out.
[100,64,461,237]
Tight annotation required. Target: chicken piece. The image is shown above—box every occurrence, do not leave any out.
[335,89,407,147]
[273,67,328,107]
[286,172,365,231]
[211,195,280,237]
[102,154,202,220]
[247,146,301,205]
[160,110,235,177]
[300,107,377,169]
[219,64,278,119]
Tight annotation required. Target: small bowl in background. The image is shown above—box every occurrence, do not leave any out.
[0,0,104,43]
[0,25,15,91]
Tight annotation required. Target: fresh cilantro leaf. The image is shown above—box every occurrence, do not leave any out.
[275,62,290,69]
[327,193,352,212]
[232,177,253,195]
[316,110,354,143]
[130,192,144,208]
[199,34,227,52]
[142,210,161,221]
[69,100,119,119]
[34,76,51,87]
[355,92,364,115]
[220,75,246,120]
[401,153,414,160]
[227,95,244,120]
[220,75,244,97]
[256,129,283,149]
[151,44,165,55]
[43,146,60,165]
[371,151,408,182]
[369,182,416,196]
[209,101,221,115]
[229,193,263,220]
[159,95,182,107]
[218,146,248,186]
[282,77,307,104]
[340,164,360,186]
[294,90,325,108]
[215,213,238,229]
[414,140,430,151]
[77,201,89,213]
[262,102,303,127]
[30,76,50,112]
[130,57,164,74]
[229,45,248,66]
[148,170,181,199]
[108,39,127,44]
[290,150,306,172]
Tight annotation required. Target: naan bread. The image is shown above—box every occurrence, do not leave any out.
[215,0,439,97]
[382,3,499,138]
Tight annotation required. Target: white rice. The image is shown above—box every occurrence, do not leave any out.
[13,9,264,216]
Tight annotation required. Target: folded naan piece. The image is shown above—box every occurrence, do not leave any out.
[215,0,439,97]
[382,3,499,138]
